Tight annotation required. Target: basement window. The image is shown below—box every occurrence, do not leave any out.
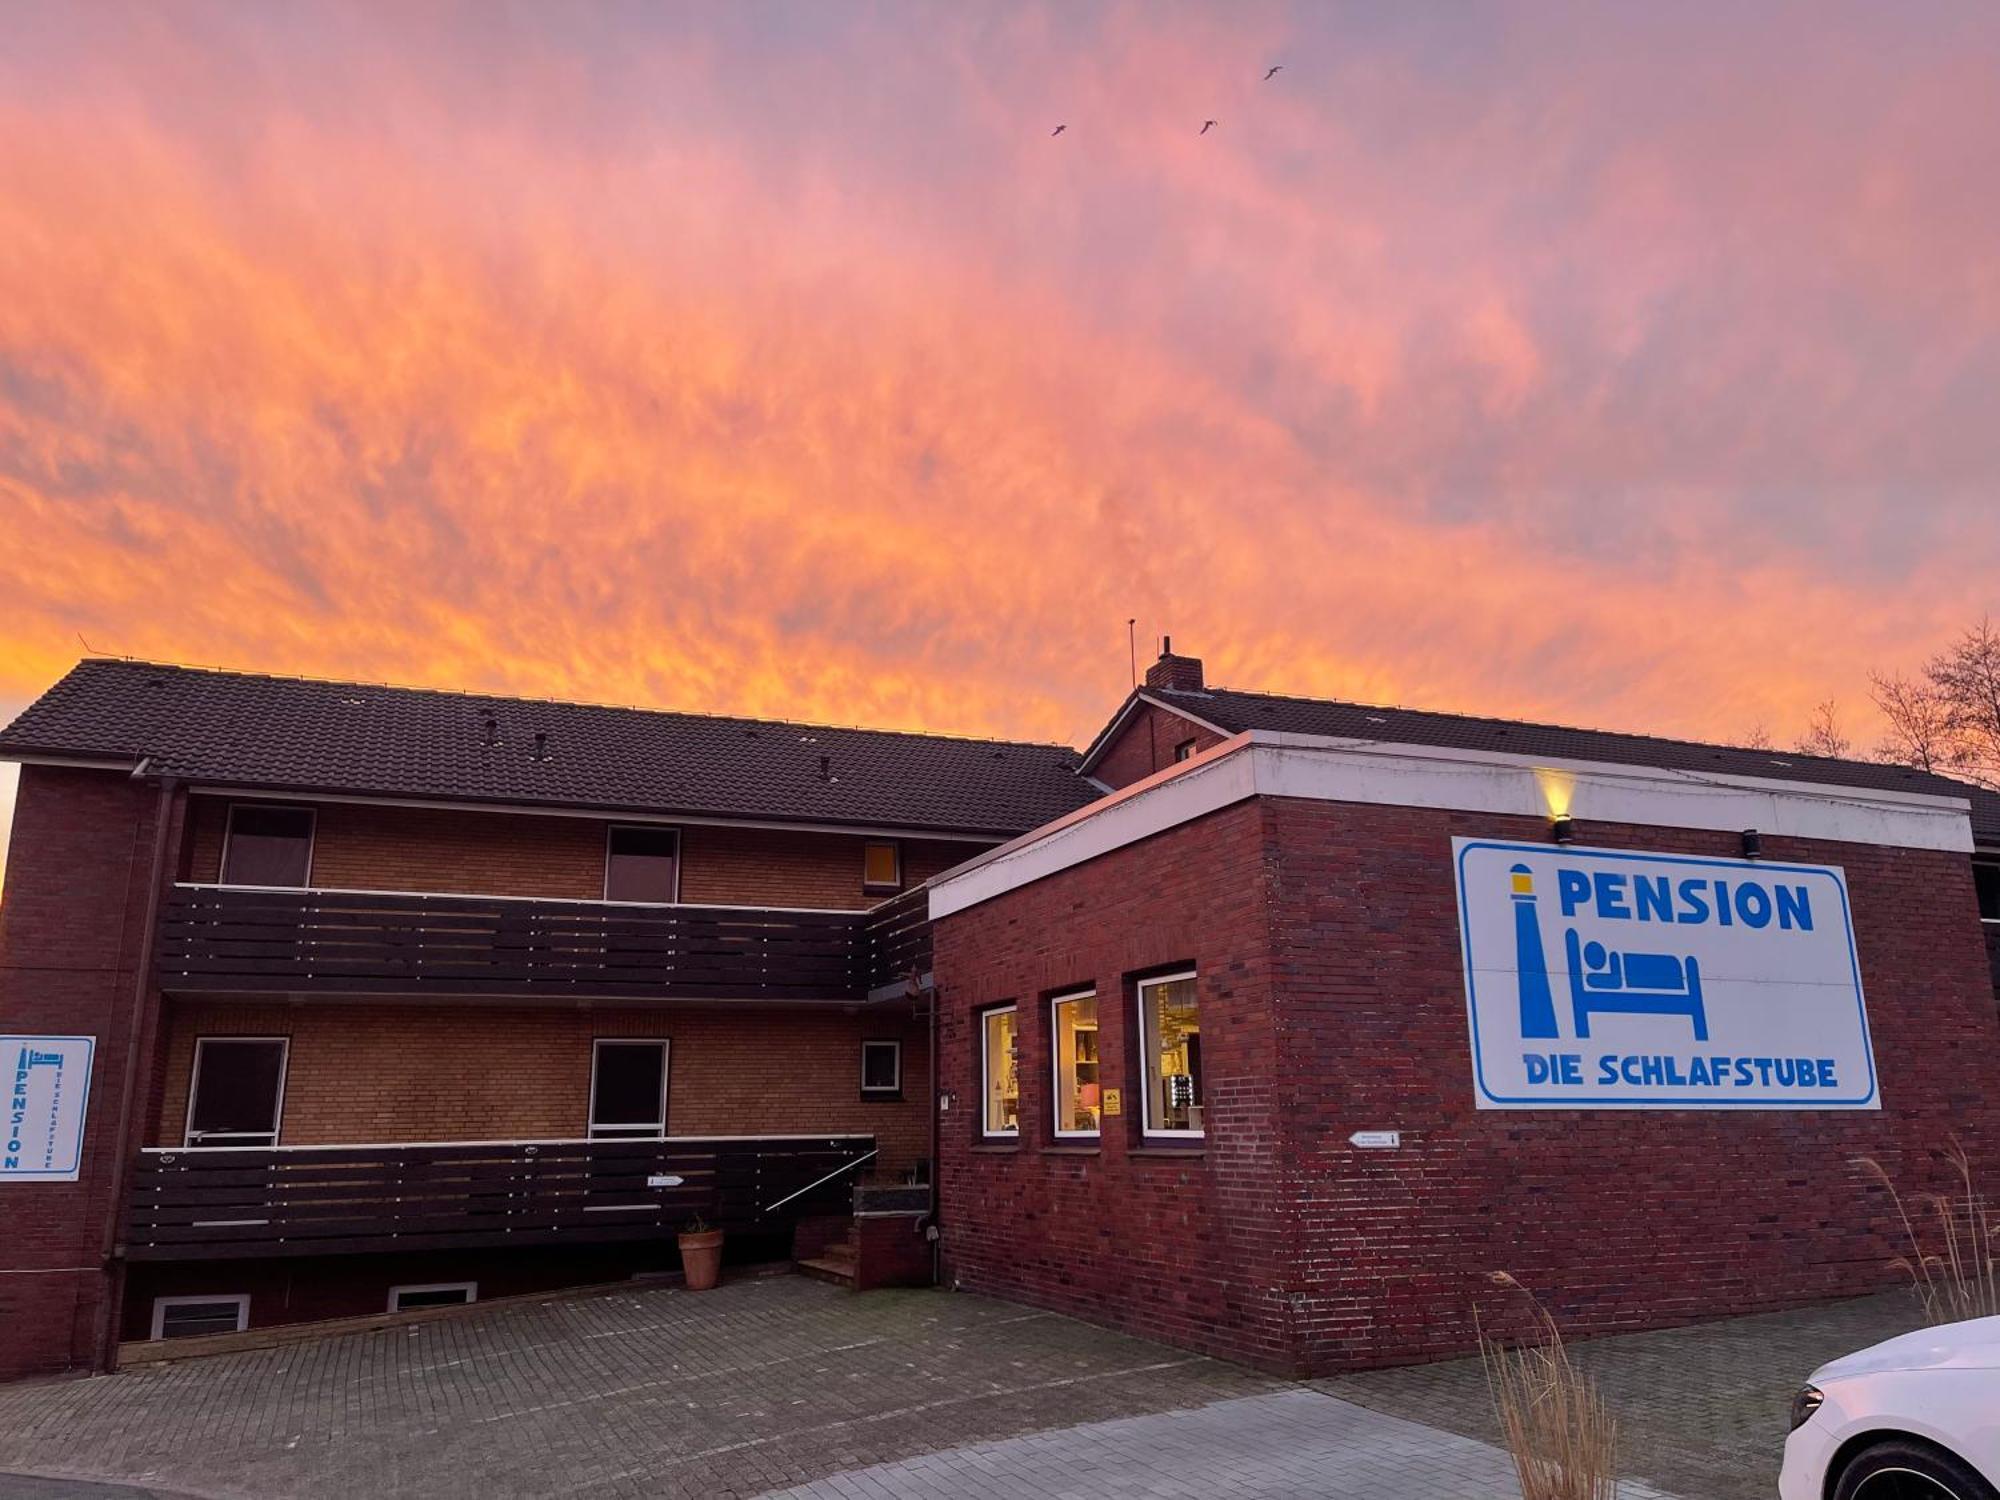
[151,1295,249,1340]
[389,1282,478,1312]
[1977,860,2000,922]
[1138,972,1203,1139]
[980,1006,1019,1138]
[1051,992,1101,1138]
[604,826,680,904]
[863,840,902,892]
[219,804,315,888]
[861,1039,902,1098]
[589,1039,669,1140]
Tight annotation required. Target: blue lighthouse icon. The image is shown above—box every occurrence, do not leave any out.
[1509,863,1560,1039]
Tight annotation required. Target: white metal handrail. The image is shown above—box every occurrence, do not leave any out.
[761,1147,878,1214]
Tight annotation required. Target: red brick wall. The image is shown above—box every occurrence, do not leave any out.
[184,795,981,910]
[932,800,1297,1372]
[1089,701,1227,789]
[150,1000,931,1175]
[0,767,178,1380]
[935,792,2000,1375]
[1269,799,2000,1371]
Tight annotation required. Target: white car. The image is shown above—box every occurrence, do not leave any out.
[1782,1314,2000,1499]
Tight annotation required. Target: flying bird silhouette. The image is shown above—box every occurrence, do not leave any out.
[1263,65,1282,80]
[1200,119,1217,134]
[1051,124,1065,136]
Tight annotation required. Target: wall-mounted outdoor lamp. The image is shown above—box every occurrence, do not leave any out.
[1551,815,1576,845]
[1741,828,1763,860]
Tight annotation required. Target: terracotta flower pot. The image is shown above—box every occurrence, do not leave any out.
[678,1228,725,1290]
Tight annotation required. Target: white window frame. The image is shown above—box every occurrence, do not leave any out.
[388,1281,478,1312]
[602,824,683,905]
[862,839,903,893]
[150,1293,250,1341]
[860,1038,902,1096]
[1137,970,1203,1140]
[587,1038,670,1139]
[1049,990,1100,1140]
[218,802,317,890]
[183,1035,291,1148]
[979,1005,1019,1139]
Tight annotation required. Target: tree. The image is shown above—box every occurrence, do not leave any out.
[1794,699,1851,759]
[1872,618,2000,788]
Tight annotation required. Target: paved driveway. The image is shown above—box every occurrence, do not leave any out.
[0,1274,1916,1499]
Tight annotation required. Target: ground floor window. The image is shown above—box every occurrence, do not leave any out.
[981,1006,1019,1137]
[589,1039,669,1139]
[1050,992,1100,1137]
[389,1282,478,1312]
[184,1036,289,1147]
[1977,859,2000,921]
[1138,972,1202,1137]
[861,1038,902,1097]
[151,1295,249,1340]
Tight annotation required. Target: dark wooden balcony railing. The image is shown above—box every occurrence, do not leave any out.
[122,1134,876,1262]
[157,886,900,1001]
[859,884,934,996]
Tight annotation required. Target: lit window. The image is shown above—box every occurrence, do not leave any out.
[1173,739,1197,763]
[1050,992,1100,1138]
[981,1007,1019,1137]
[589,1039,668,1139]
[1977,861,2000,922]
[389,1282,477,1311]
[605,827,680,903]
[184,1037,289,1147]
[861,1039,902,1096]
[151,1295,249,1340]
[1138,972,1202,1137]
[220,805,314,888]
[863,841,902,891]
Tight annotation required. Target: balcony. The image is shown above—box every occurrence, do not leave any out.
[121,1134,877,1262]
[157,885,932,1002]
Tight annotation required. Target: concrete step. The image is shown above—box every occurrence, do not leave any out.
[819,1240,858,1265]
[794,1255,857,1289]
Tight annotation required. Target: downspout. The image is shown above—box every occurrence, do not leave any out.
[926,973,942,1286]
[93,771,178,1372]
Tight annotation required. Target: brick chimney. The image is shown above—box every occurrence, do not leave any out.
[1143,637,1204,693]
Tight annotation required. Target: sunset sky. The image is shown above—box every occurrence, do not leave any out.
[4,1,1999,875]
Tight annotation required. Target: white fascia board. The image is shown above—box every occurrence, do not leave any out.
[928,731,1973,920]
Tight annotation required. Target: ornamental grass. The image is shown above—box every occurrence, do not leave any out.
[1853,1141,2000,1327]
[1477,1272,1620,1500]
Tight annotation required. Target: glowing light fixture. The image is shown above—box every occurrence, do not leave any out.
[1551,815,1576,845]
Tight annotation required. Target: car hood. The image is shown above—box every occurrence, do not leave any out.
[1815,1316,2000,1381]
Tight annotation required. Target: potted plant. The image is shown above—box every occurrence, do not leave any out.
[678,1213,725,1291]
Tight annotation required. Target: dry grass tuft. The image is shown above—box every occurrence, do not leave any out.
[1852,1141,2000,1326]
[1477,1272,1620,1500]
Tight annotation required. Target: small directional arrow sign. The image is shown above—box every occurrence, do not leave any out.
[1348,1130,1401,1149]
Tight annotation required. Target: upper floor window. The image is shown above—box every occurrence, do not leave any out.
[589,1038,669,1139]
[1138,971,1203,1138]
[220,805,314,888]
[863,840,902,893]
[1173,739,1198,763]
[861,1038,902,1097]
[604,826,680,904]
[185,1036,289,1147]
[1977,860,2000,922]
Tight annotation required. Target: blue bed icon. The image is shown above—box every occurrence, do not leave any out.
[1563,928,1709,1040]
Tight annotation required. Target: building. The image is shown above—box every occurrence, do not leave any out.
[3,648,1999,1381]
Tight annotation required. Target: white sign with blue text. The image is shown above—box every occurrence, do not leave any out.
[3,1035,95,1181]
[1454,840,1877,1110]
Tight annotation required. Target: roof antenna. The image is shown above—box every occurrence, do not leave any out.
[1127,619,1136,688]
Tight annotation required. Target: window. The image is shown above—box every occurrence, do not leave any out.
[389,1282,477,1312]
[1977,860,2000,922]
[1050,992,1101,1138]
[604,826,680,903]
[184,1037,289,1147]
[1138,972,1203,1138]
[151,1295,249,1340]
[589,1039,668,1139]
[1173,739,1198,763]
[861,1039,902,1097]
[863,840,902,892]
[980,1006,1019,1137]
[219,805,314,888]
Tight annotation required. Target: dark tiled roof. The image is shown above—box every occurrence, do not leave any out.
[1131,684,2000,843]
[0,660,1099,837]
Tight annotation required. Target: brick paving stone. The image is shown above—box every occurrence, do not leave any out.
[1317,1288,1925,1500]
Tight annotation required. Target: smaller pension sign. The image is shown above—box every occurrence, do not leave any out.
[3,1035,94,1181]
[1454,840,1877,1111]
